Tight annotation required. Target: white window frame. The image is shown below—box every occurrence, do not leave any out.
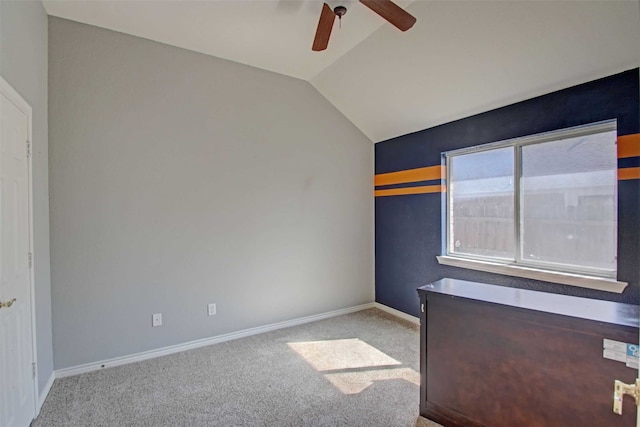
[437,120,627,293]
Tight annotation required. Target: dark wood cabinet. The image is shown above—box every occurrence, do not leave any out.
[417,278,639,427]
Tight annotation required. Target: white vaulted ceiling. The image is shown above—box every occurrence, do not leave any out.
[42,0,415,80]
[312,0,640,141]
[43,0,640,143]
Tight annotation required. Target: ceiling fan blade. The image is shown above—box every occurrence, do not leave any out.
[359,0,416,31]
[312,3,335,51]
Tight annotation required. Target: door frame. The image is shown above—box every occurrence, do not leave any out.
[1,75,39,419]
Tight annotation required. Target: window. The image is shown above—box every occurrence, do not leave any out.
[440,121,623,290]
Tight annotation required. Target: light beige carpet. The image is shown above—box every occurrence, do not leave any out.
[35,309,442,426]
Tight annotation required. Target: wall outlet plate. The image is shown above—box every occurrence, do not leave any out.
[152,313,162,327]
[208,303,216,316]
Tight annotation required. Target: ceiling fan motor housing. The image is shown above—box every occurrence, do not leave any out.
[334,6,347,18]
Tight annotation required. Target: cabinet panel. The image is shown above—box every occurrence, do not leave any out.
[418,279,639,427]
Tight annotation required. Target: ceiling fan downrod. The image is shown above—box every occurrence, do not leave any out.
[334,5,347,28]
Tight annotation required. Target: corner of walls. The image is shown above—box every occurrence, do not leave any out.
[37,371,55,415]
[308,75,376,144]
[306,78,376,305]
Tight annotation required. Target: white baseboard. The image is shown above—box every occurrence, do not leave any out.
[37,372,55,415]
[374,302,420,325]
[55,302,376,379]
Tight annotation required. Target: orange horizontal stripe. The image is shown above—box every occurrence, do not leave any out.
[618,134,640,159]
[375,165,444,186]
[619,167,640,180]
[375,185,444,197]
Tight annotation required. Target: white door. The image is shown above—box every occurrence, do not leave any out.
[0,79,36,427]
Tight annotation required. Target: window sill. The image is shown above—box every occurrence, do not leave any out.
[436,256,627,293]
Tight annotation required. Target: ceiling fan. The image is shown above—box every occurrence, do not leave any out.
[312,0,417,51]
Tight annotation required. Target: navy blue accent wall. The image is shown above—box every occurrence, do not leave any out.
[375,69,640,317]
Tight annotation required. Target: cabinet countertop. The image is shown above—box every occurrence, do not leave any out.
[417,278,639,328]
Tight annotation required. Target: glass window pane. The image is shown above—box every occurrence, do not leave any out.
[449,147,515,259]
[520,130,617,272]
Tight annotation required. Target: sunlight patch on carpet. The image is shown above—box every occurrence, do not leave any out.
[287,338,419,394]
[324,367,420,394]
[287,339,400,371]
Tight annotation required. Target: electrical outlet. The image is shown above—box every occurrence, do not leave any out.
[152,313,162,327]
[208,303,216,316]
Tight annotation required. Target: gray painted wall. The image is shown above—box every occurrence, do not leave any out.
[49,17,374,369]
[0,0,54,393]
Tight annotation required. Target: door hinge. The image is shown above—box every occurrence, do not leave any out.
[26,140,31,157]
[28,252,33,269]
[613,379,640,415]
[32,362,36,379]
